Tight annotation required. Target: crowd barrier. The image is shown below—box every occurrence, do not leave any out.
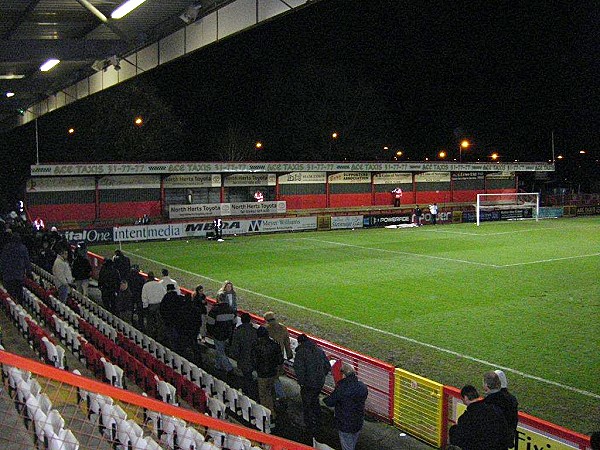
[86,252,592,449]
[0,350,313,450]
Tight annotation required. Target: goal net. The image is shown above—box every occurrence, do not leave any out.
[476,192,540,226]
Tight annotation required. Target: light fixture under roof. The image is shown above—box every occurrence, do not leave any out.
[40,59,60,72]
[111,0,147,19]
[0,74,25,80]
[6,92,15,98]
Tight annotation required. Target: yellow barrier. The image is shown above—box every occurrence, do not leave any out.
[393,368,444,447]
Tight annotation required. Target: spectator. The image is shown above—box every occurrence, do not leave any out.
[429,203,438,225]
[264,311,293,399]
[159,268,180,295]
[323,362,369,450]
[449,384,509,450]
[293,334,331,437]
[37,239,56,273]
[206,294,235,375]
[0,232,31,302]
[217,280,238,317]
[179,292,203,364]
[193,285,208,341]
[72,245,92,297]
[414,205,423,226]
[114,279,133,322]
[52,244,73,303]
[141,271,166,340]
[98,259,120,312]
[112,249,131,280]
[391,187,402,207]
[160,284,184,352]
[231,313,258,398]
[484,370,519,448]
[255,326,283,423]
[126,266,145,328]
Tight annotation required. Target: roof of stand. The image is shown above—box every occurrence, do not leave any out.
[0,0,234,131]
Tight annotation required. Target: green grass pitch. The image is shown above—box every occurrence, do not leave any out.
[92,216,600,433]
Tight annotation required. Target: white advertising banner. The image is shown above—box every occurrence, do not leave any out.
[26,177,95,192]
[486,171,515,179]
[372,173,413,185]
[113,224,185,242]
[328,172,371,184]
[224,173,276,186]
[278,172,327,184]
[414,172,451,183]
[182,217,317,237]
[99,175,161,189]
[169,201,287,219]
[331,215,364,229]
[30,161,555,176]
[164,174,221,188]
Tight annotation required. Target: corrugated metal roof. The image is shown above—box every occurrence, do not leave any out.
[0,0,228,130]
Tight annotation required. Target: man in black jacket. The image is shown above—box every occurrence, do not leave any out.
[255,326,283,422]
[206,296,235,373]
[160,284,184,352]
[293,334,331,437]
[449,384,510,450]
[324,363,368,450]
[484,370,519,448]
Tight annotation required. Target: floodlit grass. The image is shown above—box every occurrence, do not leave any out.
[92,216,600,433]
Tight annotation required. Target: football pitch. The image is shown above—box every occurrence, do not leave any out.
[92,216,600,433]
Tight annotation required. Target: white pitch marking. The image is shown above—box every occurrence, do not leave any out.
[127,249,600,400]
[298,237,501,268]
[500,253,600,267]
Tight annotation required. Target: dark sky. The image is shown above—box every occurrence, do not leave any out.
[1,0,598,207]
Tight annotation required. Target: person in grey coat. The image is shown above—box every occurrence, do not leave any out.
[293,334,331,437]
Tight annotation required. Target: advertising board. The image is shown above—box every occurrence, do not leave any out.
[365,214,413,227]
[169,201,286,219]
[331,215,363,229]
[62,228,114,244]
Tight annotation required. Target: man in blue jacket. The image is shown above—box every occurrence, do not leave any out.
[324,362,368,450]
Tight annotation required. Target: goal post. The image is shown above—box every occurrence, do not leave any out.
[476,192,540,226]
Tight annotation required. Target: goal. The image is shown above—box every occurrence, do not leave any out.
[476,192,540,226]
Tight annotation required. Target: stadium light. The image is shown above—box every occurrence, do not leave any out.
[438,150,447,159]
[255,141,263,149]
[134,116,143,126]
[68,128,75,135]
[490,152,499,160]
[6,92,15,98]
[111,0,147,19]
[459,139,470,162]
[40,59,60,72]
[331,132,338,139]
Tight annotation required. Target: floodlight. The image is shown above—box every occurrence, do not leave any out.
[111,0,147,19]
[0,74,25,80]
[40,59,60,72]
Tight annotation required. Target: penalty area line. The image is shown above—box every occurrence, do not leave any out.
[128,250,599,400]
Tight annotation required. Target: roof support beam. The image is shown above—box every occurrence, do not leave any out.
[74,0,133,43]
[2,0,43,40]
[0,40,128,62]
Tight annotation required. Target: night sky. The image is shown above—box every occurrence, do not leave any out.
[1,0,598,208]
